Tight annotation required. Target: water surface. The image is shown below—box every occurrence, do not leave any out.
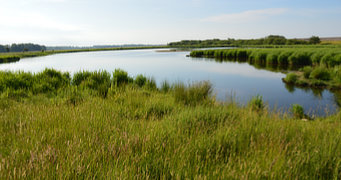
[0,49,339,116]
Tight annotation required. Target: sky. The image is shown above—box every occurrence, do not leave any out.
[0,0,341,46]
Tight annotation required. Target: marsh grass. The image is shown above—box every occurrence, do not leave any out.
[190,48,341,69]
[1,69,341,179]
[173,81,213,106]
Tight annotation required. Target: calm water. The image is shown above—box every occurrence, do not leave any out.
[0,49,339,116]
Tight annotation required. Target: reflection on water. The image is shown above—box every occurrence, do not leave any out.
[0,49,339,116]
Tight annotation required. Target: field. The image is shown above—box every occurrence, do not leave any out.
[0,69,341,179]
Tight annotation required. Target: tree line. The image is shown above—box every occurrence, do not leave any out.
[0,43,46,53]
[168,35,321,47]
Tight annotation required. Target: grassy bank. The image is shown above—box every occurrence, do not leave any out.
[0,46,167,64]
[191,48,341,89]
[190,48,341,68]
[1,69,341,179]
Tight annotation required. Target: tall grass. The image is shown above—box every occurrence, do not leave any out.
[173,81,213,106]
[0,69,341,178]
[190,48,341,68]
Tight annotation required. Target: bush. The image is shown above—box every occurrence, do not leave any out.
[285,73,298,84]
[291,104,305,119]
[309,67,331,81]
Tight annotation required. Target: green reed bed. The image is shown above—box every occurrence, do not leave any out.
[0,69,341,179]
[190,48,341,67]
[191,48,341,89]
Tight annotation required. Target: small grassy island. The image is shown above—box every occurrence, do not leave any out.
[1,68,341,179]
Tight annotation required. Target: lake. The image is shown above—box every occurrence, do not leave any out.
[0,49,339,116]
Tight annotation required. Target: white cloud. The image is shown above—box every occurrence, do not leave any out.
[0,7,81,32]
[202,8,288,23]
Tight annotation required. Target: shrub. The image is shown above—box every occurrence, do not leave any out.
[291,104,305,119]
[303,66,313,79]
[309,67,331,81]
[285,73,298,84]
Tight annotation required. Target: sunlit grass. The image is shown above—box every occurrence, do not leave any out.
[0,69,341,179]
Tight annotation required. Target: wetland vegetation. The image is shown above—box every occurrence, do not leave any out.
[0,46,167,64]
[1,35,341,178]
[1,69,341,179]
[190,47,341,90]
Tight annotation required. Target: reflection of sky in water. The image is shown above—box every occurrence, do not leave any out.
[0,49,339,116]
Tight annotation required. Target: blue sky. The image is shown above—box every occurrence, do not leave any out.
[0,0,340,46]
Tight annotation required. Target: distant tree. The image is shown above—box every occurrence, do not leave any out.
[264,35,287,45]
[309,36,321,44]
[0,45,5,52]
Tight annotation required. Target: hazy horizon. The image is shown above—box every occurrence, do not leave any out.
[1,0,341,46]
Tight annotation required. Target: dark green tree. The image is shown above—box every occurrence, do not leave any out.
[309,36,321,44]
